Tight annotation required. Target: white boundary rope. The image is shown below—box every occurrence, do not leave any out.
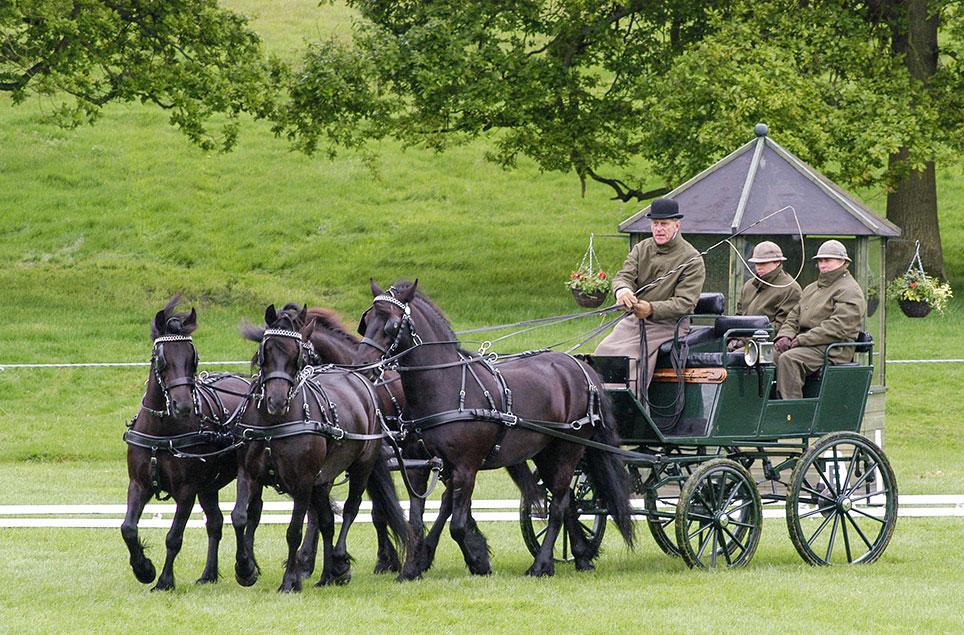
[1,495,960,528]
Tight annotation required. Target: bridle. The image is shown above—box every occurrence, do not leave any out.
[358,290,423,360]
[142,335,200,418]
[255,328,318,414]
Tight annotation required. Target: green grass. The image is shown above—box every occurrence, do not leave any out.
[0,519,961,633]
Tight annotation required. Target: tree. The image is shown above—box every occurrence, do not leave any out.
[0,0,281,151]
[275,0,961,280]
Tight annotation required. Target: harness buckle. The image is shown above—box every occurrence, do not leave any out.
[571,418,585,431]
[503,413,518,427]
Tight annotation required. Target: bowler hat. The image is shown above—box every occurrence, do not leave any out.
[812,239,851,262]
[748,241,786,263]
[646,198,683,220]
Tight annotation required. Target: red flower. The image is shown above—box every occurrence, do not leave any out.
[570,273,578,279]
[910,281,917,288]
[598,271,607,279]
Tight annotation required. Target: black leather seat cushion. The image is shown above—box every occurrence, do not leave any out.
[694,292,725,315]
[714,315,770,337]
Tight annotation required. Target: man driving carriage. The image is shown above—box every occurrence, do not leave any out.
[593,197,705,398]
[772,239,866,399]
[726,241,803,352]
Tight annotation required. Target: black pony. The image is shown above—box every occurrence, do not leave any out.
[122,295,250,590]
[267,303,539,546]
[232,305,410,592]
[356,280,635,578]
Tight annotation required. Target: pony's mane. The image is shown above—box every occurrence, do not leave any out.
[306,307,359,344]
[391,280,457,342]
[152,293,197,338]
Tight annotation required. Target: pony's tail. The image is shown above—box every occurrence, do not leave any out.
[366,452,411,558]
[584,388,636,549]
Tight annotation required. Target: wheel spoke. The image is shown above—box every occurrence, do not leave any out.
[694,490,717,515]
[720,524,748,556]
[798,504,837,519]
[561,525,569,559]
[799,482,835,504]
[695,523,713,557]
[847,489,890,504]
[816,461,838,497]
[711,526,718,567]
[726,499,758,514]
[686,512,715,522]
[830,445,840,493]
[846,460,880,493]
[728,519,757,530]
[806,509,836,547]
[721,481,742,511]
[718,529,733,565]
[825,513,841,562]
[841,447,860,494]
[844,511,875,550]
[841,508,853,563]
[717,473,729,510]
[689,521,712,541]
[535,525,549,541]
[850,507,886,524]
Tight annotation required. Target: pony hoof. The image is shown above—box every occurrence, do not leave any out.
[575,559,596,572]
[133,560,156,584]
[150,581,174,592]
[235,566,259,588]
[525,563,554,577]
[277,581,302,593]
[195,575,219,585]
[469,564,492,576]
[395,571,422,582]
[373,559,401,575]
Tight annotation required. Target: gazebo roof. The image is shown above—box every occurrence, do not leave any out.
[619,126,900,238]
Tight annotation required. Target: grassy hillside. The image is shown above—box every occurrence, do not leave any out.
[0,0,961,486]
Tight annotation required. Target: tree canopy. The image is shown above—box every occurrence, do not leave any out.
[0,0,281,150]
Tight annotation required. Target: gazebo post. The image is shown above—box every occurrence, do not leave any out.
[727,236,747,315]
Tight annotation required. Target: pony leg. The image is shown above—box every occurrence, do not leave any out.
[195,488,224,584]
[406,467,430,539]
[314,486,337,587]
[398,486,453,581]
[120,479,156,584]
[152,490,197,591]
[368,455,406,574]
[320,469,368,586]
[563,495,596,572]
[448,468,491,576]
[231,469,261,587]
[295,502,321,580]
[526,460,572,577]
[278,495,310,593]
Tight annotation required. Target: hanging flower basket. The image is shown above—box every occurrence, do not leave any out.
[897,299,932,318]
[571,288,607,308]
[566,233,612,309]
[886,240,953,319]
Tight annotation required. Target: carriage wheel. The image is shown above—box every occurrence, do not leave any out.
[643,463,691,558]
[786,432,898,566]
[675,459,763,570]
[519,469,607,563]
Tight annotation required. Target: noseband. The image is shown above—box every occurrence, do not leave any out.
[143,335,200,418]
[256,328,318,414]
[359,292,422,360]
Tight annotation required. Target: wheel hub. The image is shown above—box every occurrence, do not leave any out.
[839,497,853,512]
[715,512,730,528]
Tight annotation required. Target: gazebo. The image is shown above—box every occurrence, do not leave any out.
[617,124,900,444]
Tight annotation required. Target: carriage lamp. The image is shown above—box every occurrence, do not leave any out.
[743,330,774,367]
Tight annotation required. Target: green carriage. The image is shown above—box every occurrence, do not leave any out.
[519,292,898,570]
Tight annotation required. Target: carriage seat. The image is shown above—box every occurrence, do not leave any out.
[654,293,727,357]
[801,332,873,396]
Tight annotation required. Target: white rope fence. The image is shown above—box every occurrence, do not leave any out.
[1,495,961,528]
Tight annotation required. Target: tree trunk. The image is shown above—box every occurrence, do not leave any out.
[884,0,946,282]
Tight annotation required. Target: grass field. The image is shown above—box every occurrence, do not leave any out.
[0,519,961,633]
[0,0,961,630]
